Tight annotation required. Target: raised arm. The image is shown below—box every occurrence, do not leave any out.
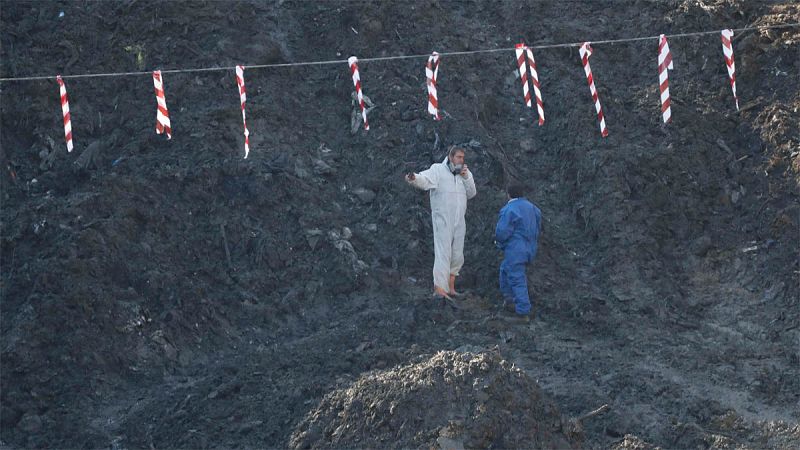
[406,165,438,191]
[462,170,476,199]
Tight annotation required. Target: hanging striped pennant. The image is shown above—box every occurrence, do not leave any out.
[235,65,250,158]
[657,34,674,123]
[514,43,544,125]
[56,75,74,152]
[152,70,172,139]
[578,42,608,137]
[425,51,441,120]
[348,56,369,131]
[720,29,739,111]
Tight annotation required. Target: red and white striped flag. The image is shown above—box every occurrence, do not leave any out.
[578,43,608,137]
[657,34,674,123]
[56,75,74,152]
[152,70,172,139]
[720,29,739,111]
[235,65,250,158]
[514,43,544,125]
[348,56,369,131]
[425,52,441,120]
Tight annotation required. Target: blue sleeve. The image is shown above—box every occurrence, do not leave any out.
[495,206,516,248]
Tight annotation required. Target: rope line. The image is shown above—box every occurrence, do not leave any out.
[1,22,797,82]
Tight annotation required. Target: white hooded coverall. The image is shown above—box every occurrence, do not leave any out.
[409,157,477,293]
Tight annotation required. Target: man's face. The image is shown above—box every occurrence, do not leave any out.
[449,151,465,166]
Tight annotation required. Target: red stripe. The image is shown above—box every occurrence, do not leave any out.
[158,105,169,116]
[659,51,672,71]
[63,112,70,125]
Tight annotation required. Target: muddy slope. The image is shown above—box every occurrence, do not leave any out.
[1,1,798,448]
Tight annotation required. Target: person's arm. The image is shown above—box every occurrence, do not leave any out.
[406,165,438,190]
[462,169,477,199]
[494,207,517,248]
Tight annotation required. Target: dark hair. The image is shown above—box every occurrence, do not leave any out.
[507,183,527,199]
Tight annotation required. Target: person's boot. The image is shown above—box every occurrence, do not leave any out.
[497,300,530,323]
[499,309,531,324]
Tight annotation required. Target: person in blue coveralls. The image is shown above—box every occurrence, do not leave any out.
[494,183,542,322]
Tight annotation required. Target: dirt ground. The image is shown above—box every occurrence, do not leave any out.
[1,1,798,448]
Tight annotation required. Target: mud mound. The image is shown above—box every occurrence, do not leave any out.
[289,350,579,449]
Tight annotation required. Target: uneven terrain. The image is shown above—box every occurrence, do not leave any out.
[1,1,799,448]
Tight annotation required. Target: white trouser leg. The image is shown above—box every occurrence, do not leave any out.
[432,213,452,292]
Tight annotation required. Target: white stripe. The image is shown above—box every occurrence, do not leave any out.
[661,88,670,103]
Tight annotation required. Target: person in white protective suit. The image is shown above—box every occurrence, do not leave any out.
[405,146,477,298]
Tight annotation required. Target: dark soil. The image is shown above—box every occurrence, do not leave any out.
[1,1,798,448]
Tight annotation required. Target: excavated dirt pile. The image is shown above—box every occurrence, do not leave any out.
[290,350,579,449]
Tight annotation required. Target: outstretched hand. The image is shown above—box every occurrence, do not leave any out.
[405,173,416,182]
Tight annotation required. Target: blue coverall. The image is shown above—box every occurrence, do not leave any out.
[494,197,542,315]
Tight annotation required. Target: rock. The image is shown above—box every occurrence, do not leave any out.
[352,188,376,204]
[520,139,536,152]
[18,413,42,433]
[437,436,465,450]
[692,236,713,256]
[313,159,334,175]
[731,189,741,204]
[266,247,283,269]
[415,122,425,137]
[400,108,416,121]
[293,160,311,179]
[364,18,383,35]
[306,229,325,250]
